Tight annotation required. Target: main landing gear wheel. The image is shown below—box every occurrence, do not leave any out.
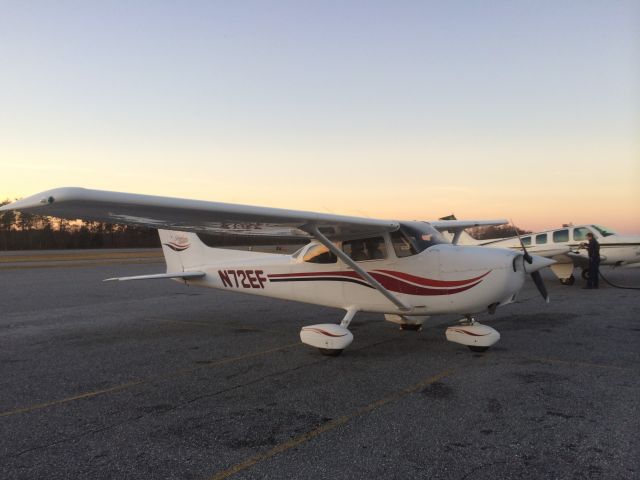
[468,346,489,353]
[560,275,575,286]
[581,269,590,280]
[319,348,343,356]
[300,319,354,356]
[399,323,422,331]
[445,317,500,352]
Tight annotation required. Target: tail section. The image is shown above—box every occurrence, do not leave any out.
[158,229,206,272]
[438,229,482,245]
[158,229,285,273]
[453,230,482,245]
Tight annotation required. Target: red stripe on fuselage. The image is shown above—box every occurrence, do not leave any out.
[267,270,489,296]
[374,269,490,287]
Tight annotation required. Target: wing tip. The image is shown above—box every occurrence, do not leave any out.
[0,186,88,211]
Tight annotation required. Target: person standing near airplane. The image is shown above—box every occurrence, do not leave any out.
[582,232,600,289]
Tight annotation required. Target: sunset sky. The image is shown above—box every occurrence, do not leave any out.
[1,1,638,233]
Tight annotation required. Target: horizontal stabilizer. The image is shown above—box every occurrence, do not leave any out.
[430,219,508,245]
[430,219,508,231]
[103,271,206,282]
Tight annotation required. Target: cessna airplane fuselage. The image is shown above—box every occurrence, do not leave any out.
[1,188,554,355]
[161,225,527,316]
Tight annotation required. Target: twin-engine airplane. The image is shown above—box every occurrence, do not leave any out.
[1,188,554,355]
[441,222,640,285]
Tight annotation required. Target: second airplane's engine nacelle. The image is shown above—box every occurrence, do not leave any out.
[300,324,353,350]
[445,323,500,349]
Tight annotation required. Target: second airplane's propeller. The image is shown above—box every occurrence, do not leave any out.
[511,221,550,303]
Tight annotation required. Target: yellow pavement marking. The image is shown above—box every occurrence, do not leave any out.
[209,368,454,480]
[523,356,631,371]
[0,342,300,418]
[0,381,145,418]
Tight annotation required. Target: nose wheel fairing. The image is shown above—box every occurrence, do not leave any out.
[300,324,354,354]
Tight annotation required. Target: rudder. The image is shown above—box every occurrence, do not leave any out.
[158,229,206,273]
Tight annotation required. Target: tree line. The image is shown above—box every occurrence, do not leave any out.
[0,199,160,250]
[467,224,531,240]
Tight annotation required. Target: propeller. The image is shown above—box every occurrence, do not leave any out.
[510,221,549,303]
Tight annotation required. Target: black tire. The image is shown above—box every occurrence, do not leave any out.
[468,346,489,353]
[561,275,575,286]
[399,323,422,331]
[581,269,589,280]
[319,348,343,356]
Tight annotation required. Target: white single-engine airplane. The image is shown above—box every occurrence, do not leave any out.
[1,188,554,355]
[440,222,640,285]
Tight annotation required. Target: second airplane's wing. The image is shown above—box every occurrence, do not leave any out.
[0,187,399,240]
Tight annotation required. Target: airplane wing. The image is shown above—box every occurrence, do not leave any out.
[529,246,571,257]
[566,250,607,265]
[0,187,399,240]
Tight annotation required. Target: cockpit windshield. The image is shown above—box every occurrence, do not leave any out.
[395,222,445,255]
[592,225,616,237]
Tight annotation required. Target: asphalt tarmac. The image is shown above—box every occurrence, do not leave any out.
[0,250,638,479]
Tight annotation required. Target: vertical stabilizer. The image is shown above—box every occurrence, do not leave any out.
[438,229,482,245]
[158,229,206,273]
[455,230,482,245]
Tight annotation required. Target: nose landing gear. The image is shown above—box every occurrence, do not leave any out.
[560,275,575,286]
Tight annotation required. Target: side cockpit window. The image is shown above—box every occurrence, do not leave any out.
[303,244,337,264]
[396,222,445,254]
[573,227,590,241]
[390,230,418,258]
[342,236,387,262]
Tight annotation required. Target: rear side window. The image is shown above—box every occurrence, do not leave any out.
[342,236,387,262]
[553,229,569,243]
[521,237,531,246]
[536,233,547,245]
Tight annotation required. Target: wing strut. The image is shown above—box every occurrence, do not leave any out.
[302,225,410,311]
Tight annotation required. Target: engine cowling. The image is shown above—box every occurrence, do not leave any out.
[445,323,500,348]
[300,324,353,350]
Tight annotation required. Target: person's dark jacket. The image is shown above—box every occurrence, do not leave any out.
[587,238,600,260]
